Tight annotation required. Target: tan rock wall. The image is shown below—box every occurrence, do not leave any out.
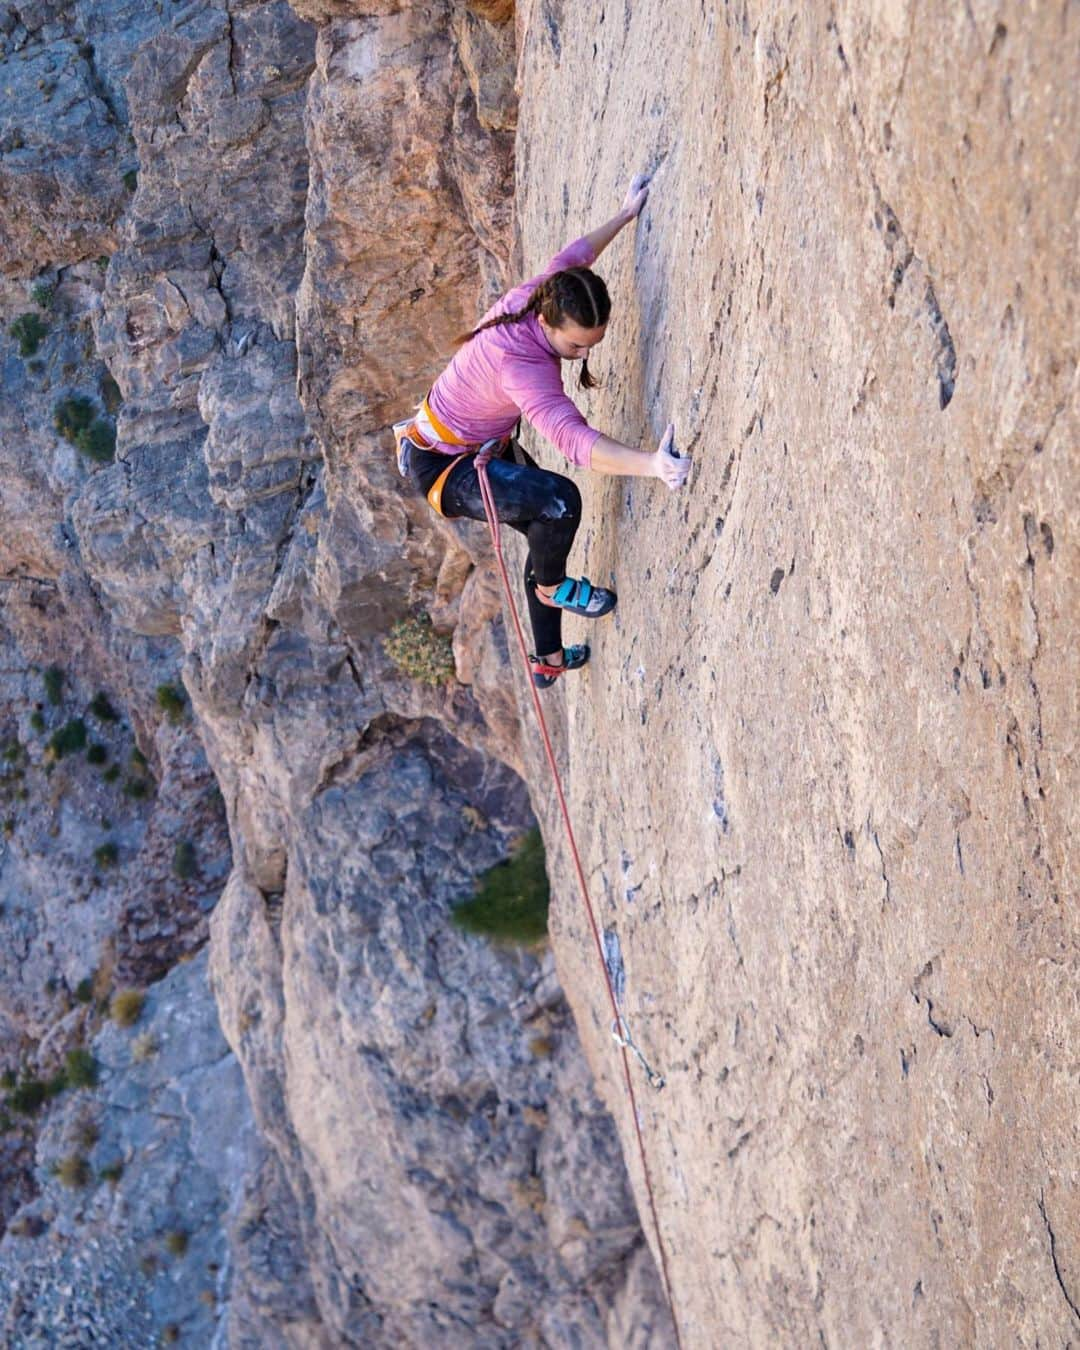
[513,1,1078,1343]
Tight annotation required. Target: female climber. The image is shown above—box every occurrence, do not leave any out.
[393,173,690,688]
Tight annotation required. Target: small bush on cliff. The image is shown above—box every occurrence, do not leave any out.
[93,841,118,868]
[53,1154,91,1188]
[110,989,144,1027]
[88,691,118,722]
[6,1078,47,1115]
[48,718,86,757]
[155,683,186,724]
[53,396,115,463]
[383,612,456,686]
[43,665,64,705]
[452,828,550,944]
[173,840,198,880]
[64,1049,99,1089]
[9,313,48,357]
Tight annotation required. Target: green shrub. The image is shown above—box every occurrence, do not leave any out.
[75,420,115,462]
[54,395,95,441]
[103,765,121,783]
[53,396,115,463]
[383,612,456,686]
[43,665,64,705]
[123,777,150,800]
[54,1154,91,1188]
[48,718,86,757]
[155,683,186,723]
[164,1229,188,1257]
[29,711,45,734]
[173,840,197,880]
[122,168,137,192]
[110,989,144,1028]
[74,979,94,1004]
[31,281,55,310]
[9,312,48,357]
[88,691,118,722]
[86,743,108,765]
[99,1160,124,1185]
[3,818,14,838]
[130,747,147,769]
[0,1069,15,1089]
[93,841,118,868]
[451,828,550,944]
[64,1049,98,1088]
[7,1078,47,1114]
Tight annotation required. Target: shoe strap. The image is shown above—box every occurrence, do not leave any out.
[528,654,567,679]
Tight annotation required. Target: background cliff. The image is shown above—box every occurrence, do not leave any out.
[0,0,1076,1346]
[0,0,668,1343]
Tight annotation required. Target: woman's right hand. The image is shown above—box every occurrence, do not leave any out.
[653,423,690,489]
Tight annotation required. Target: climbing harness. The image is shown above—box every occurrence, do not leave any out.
[473,446,684,1350]
[392,397,510,518]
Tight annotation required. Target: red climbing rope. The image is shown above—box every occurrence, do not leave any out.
[475,450,684,1349]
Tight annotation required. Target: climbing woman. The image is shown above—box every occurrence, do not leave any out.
[393,173,690,688]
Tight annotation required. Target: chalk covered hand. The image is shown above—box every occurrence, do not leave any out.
[653,424,690,490]
[621,173,651,219]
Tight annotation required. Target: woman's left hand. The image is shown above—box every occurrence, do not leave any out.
[622,173,651,219]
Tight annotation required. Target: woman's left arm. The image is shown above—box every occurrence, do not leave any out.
[583,174,652,258]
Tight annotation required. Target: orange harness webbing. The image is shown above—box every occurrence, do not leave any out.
[394,397,475,518]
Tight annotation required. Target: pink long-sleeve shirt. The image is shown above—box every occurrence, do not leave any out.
[424,236,602,469]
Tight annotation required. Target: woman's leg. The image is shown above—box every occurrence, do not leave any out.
[440,454,582,660]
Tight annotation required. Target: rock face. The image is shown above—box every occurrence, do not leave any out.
[1,0,1075,1344]
[0,950,261,1347]
[513,1,1078,1345]
[0,0,667,1342]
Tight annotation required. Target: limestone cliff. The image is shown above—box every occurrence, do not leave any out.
[514,1,1078,1345]
[0,0,1076,1346]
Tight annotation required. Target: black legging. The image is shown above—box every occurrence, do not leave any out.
[409,440,581,657]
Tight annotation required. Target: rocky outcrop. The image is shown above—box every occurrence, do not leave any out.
[514,1,1078,1344]
[0,950,262,1347]
[0,0,666,1342]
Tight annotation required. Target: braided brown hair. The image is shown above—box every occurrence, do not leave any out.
[455,266,611,390]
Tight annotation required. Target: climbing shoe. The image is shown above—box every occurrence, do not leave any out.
[529,644,590,689]
[535,575,617,618]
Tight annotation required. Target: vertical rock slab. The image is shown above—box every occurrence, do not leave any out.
[514,0,1078,1343]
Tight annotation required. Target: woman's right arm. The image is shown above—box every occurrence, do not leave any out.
[591,424,690,489]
